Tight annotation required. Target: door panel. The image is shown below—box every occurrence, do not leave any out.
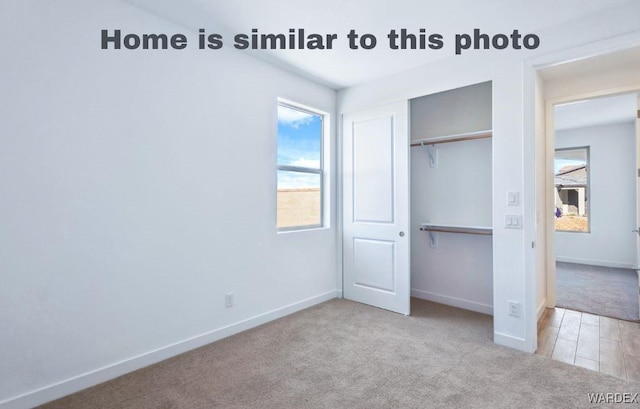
[353,238,396,292]
[353,117,395,223]
[343,101,410,315]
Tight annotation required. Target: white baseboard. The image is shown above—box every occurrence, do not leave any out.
[556,257,635,270]
[411,289,493,316]
[537,298,547,321]
[0,290,341,409]
[494,331,528,352]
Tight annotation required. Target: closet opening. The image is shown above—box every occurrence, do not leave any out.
[409,81,495,319]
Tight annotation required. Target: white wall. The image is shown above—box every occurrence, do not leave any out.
[0,1,337,407]
[555,122,636,268]
[411,139,492,227]
[545,65,640,101]
[410,82,493,141]
[411,231,494,314]
[338,1,640,352]
[410,140,493,314]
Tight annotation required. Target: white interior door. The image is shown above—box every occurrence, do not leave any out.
[342,101,410,315]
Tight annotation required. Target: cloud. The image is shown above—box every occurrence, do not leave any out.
[290,158,320,169]
[278,105,314,128]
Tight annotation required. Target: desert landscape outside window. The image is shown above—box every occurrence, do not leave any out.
[554,146,590,232]
[276,102,324,230]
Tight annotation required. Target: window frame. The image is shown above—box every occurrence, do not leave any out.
[276,100,326,232]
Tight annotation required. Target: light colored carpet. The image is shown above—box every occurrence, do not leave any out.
[40,298,638,409]
[556,262,639,322]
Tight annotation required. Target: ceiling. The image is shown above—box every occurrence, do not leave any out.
[123,0,635,89]
[555,93,637,131]
[539,46,640,82]
[543,45,640,130]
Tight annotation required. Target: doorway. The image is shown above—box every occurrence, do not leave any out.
[552,94,639,321]
[534,45,640,325]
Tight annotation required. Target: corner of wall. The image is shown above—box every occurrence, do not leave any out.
[537,298,547,321]
[494,331,531,352]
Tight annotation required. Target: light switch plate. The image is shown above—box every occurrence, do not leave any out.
[507,191,519,206]
[504,215,522,229]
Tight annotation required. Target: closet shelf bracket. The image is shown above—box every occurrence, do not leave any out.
[427,230,438,248]
[421,141,438,168]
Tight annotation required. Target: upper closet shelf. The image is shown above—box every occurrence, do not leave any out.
[420,223,492,235]
[410,130,492,147]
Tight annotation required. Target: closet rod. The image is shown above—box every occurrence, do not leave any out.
[410,130,492,147]
[420,224,492,235]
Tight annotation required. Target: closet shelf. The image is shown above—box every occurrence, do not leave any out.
[420,223,492,235]
[410,130,492,147]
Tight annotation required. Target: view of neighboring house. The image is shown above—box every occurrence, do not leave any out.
[554,163,589,232]
[555,164,587,217]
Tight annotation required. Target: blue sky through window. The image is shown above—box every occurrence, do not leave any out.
[277,104,322,189]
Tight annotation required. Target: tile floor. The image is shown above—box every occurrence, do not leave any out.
[537,307,640,381]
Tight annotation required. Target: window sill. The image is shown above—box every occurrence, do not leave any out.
[277,226,330,234]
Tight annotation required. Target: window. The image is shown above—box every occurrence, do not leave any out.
[276,101,325,230]
[554,147,589,232]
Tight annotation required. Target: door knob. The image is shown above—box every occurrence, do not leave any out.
[399,231,405,237]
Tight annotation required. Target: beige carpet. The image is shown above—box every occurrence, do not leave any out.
[40,299,638,409]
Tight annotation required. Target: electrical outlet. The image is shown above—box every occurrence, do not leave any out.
[508,301,520,317]
[225,292,234,308]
